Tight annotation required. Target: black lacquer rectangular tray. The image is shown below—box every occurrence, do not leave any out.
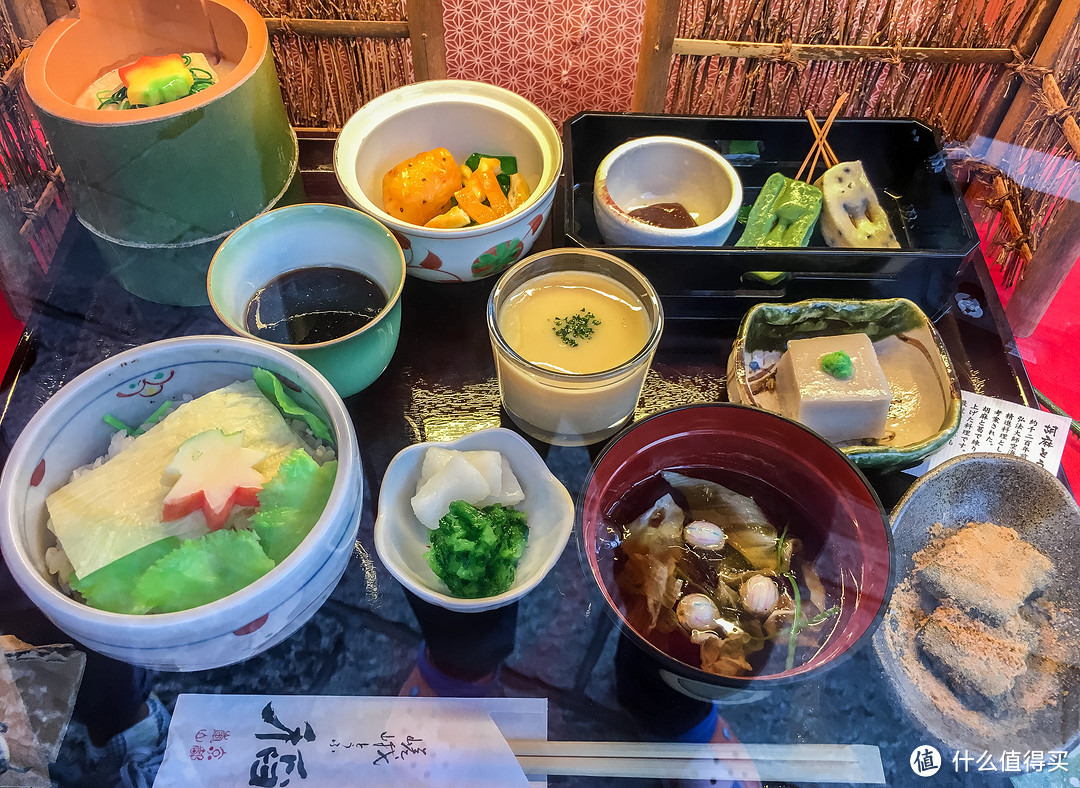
[560,113,980,319]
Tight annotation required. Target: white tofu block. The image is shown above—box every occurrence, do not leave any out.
[775,333,892,443]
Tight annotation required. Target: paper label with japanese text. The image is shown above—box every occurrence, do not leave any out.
[906,391,1071,477]
[154,695,546,788]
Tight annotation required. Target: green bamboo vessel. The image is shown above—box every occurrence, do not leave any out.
[23,0,299,305]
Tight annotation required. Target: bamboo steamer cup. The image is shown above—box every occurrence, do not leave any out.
[23,0,299,306]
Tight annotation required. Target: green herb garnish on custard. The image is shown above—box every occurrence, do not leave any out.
[552,309,601,347]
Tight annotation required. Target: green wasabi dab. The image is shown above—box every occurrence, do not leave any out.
[820,350,854,380]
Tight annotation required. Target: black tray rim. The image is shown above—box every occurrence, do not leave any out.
[560,111,980,259]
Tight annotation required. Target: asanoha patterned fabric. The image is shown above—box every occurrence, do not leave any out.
[443,0,645,124]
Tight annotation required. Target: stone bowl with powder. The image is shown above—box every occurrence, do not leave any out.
[873,453,1080,754]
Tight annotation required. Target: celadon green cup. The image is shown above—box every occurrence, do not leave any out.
[208,203,405,397]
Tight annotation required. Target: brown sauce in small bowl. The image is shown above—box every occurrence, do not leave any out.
[628,202,697,229]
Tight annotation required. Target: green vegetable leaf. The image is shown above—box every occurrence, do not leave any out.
[782,571,839,670]
[253,367,333,444]
[69,537,181,614]
[132,529,275,613]
[426,501,529,598]
[464,152,518,175]
[252,450,337,563]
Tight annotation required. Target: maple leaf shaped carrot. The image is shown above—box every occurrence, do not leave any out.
[162,429,266,530]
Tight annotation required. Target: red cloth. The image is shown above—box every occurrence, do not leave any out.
[984,235,1080,491]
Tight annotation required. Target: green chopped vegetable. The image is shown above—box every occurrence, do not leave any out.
[426,500,529,598]
[251,449,337,563]
[69,537,181,614]
[464,152,517,175]
[102,400,174,437]
[783,571,840,670]
[820,350,854,380]
[132,529,275,613]
[552,309,601,347]
[135,400,175,434]
[102,414,131,434]
[253,367,333,444]
[464,152,517,194]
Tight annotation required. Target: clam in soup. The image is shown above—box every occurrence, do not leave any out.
[610,470,841,677]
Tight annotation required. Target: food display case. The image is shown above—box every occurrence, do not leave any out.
[0,132,1061,785]
[1,0,1079,784]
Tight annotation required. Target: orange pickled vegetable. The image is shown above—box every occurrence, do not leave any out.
[382,147,462,226]
[454,184,499,225]
[476,169,512,219]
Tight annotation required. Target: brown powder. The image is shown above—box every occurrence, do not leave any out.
[880,522,1074,749]
[915,521,1055,624]
[917,605,1032,701]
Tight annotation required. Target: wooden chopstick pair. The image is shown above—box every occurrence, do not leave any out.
[507,740,886,784]
[796,92,847,182]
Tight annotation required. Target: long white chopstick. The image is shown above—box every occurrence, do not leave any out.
[507,741,885,784]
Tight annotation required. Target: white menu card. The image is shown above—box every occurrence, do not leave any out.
[906,391,1072,477]
[153,695,546,788]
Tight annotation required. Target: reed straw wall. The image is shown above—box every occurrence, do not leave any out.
[254,0,413,130]
[654,0,1032,140]
[0,52,70,320]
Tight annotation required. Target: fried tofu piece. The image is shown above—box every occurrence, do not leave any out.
[916,605,1035,704]
[508,173,531,209]
[382,147,463,226]
[917,521,1054,625]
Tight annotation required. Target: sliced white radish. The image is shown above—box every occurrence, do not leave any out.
[410,447,526,528]
[411,454,491,529]
[477,454,525,508]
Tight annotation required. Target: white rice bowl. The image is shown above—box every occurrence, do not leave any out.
[0,336,361,671]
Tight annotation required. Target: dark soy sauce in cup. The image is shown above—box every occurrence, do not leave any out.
[244,266,387,345]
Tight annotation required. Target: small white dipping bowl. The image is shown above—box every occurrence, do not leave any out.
[593,135,743,247]
[374,428,574,612]
[334,80,563,283]
[0,336,361,671]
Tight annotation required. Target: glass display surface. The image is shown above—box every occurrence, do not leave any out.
[0,136,1056,787]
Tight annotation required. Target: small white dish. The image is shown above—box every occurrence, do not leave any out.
[374,428,574,612]
[593,135,742,247]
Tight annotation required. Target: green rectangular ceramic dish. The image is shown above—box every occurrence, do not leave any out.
[727,298,962,472]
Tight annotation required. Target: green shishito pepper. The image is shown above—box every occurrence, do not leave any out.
[426,501,529,598]
[736,173,823,247]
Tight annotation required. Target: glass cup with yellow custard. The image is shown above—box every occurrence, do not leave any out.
[486,248,664,446]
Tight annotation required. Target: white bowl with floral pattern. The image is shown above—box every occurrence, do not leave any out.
[0,336,361,671]
[334,80,562,283]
